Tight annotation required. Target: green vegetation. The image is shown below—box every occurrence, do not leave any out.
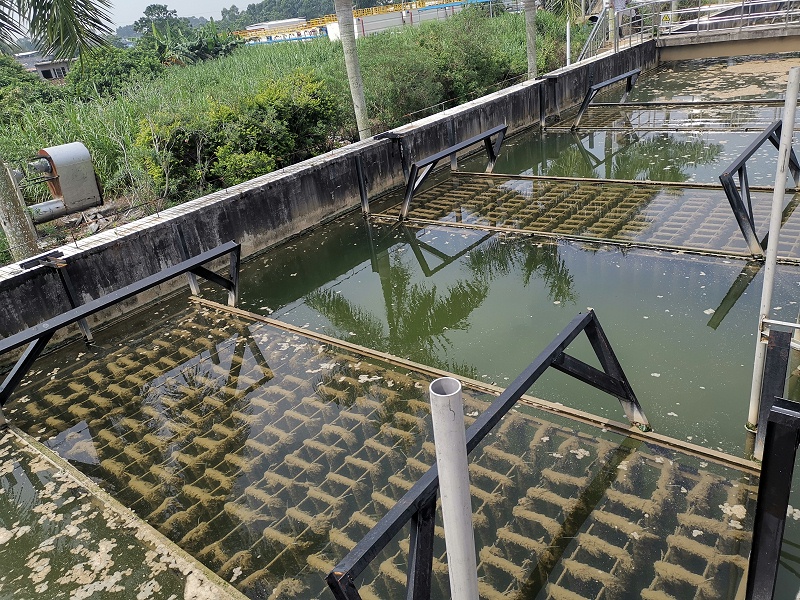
[0,9,589,207]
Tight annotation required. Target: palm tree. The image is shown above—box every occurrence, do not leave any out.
[305,254,488,376]
[333,0,371,140]
[522,0,538,79]
[0,0,113,59]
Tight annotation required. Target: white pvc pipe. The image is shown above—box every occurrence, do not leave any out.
[566,21,571,66]
[429,377,479,600]
[747,66,800,432]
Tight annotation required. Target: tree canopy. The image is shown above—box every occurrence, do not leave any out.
[133,4,192,37]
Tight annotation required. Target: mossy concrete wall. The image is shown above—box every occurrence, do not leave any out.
[0,42,657,341]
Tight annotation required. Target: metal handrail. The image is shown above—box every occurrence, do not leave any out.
[577,6,608,62]
[326,310,650,600]
[577,0,800,62]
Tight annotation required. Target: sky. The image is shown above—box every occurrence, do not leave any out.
[110,1,227,28]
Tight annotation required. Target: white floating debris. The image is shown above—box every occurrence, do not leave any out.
[720,503,747,520]
[290,273,298,277]
[667,412,678,417]
[570,449,590,459]
[729,520,743,530]
[466,410,479,417]
[651,373,661,378]
[617,461,629,471]
[550,453,563,458]
[692,530,703,538]
[553,301,561,305]
[703,308,715,315]
[631,531,640,540]
[541,436,550,443]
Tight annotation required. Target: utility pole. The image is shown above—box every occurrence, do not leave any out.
[0,164,38,262]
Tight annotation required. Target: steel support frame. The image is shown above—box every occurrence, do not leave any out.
[571,68,641,131]
[326,310,649,600]
[719,120,800,256]
[754,328,793,459]
[0,240,241,407]
[746,397,800,600]
[398,124,508,221]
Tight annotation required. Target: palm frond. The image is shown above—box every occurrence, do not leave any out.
[22,0,112,58]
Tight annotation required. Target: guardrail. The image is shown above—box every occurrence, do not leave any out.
[577,0,800,63]
[326,310,650,600]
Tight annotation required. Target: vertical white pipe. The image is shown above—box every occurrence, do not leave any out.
[429,377,479,600]
[566,20,571,66]
[747,66,800,430]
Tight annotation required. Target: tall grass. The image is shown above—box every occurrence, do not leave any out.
[0,10,588,206]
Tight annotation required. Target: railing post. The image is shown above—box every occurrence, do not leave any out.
[405,494,436,600]
[754,329,792,460]
[746,397,800,600]
[748,67,800,431]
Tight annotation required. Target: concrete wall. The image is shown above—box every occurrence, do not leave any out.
[658,28,800,60]
[0,41,657,342]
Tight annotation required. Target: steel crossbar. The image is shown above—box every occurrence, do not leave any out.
[719,120,800,256]
[0,240,240,407]
[326,310,649,600]
[571,69,641,131]
[398,124,507,221]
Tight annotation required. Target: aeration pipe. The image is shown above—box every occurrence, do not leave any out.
[747,66,800,434]
[429,377,479,600]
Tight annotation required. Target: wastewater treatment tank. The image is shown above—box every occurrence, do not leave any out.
[4,53,800,599]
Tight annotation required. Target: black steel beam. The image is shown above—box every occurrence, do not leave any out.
[406,494,436,600]
[719,120,800,256]
[0,241,240,407]
[572,68,641,130]
[326,310,648,598]
[398,124,508,221]
[0,333,54,406]
[0,241,240,359]
[754,329,793,459]
[746,397,800,600]
[552,352,629,399]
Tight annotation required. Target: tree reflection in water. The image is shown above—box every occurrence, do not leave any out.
[545,131,722,182]
[306,226,579,375]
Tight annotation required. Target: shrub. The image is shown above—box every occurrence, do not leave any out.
[134,70,338,199]
[67,46,164,99]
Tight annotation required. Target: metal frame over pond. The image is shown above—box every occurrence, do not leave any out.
[326,310,650,599]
